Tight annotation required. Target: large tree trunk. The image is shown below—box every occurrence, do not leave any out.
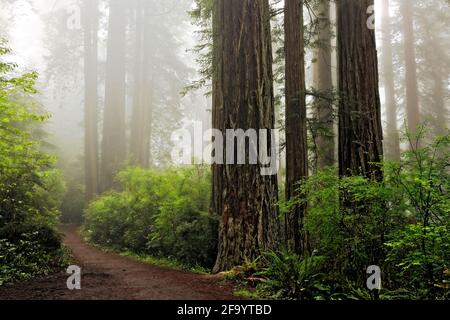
[337,0,384,179]
[401,0,421,135]
[83,0,99,201]
[100,0,127,191]
[284,0,308,255]
[211,0,223,217]
[313,0,335,168]
[213,0,279,273]
[130,0,151,167]
[381,0,400,161]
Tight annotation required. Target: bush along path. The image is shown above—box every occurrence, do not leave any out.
[0,226,239,300]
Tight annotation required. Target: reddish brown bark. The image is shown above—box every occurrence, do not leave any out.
[337,0,384,179]
[213,0,279,273]
[284,0,308,254]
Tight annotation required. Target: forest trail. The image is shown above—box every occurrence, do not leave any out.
[0,226,238,300]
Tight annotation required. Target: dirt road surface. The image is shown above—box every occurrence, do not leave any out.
[0,227,238,300]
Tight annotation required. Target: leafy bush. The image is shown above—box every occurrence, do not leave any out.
[299,168,405,287]
[384,131,450,299]
[0,228,68,285]
[84,166,218,268]
[298,132,450,299]
[61,182,85,224]
[0,40,67,285]
[386,224,450,299]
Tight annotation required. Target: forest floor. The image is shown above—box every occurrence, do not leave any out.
[0,226,239,300]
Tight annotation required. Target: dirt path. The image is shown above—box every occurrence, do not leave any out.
[0,226,238,300]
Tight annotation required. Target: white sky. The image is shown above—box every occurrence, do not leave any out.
[6,0,72,72]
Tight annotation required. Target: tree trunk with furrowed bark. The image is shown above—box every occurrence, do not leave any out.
[213,0,279,273]
[211,0,223,218]
[284,0,308,255]
[337,0,384,179]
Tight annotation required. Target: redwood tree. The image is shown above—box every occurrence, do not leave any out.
[284,0,308,254]
[313,0,334,168]
[100,0,127,191]
[213,0,279,273]
[211,0,223,218]
[381,0,401,161]
[401,0,421,136]
[83,0,99,201]
[130,0,151,167]
[337,0,384,179]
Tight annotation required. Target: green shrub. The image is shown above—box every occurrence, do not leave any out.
[255,251,329,300]
[384,131,450,299]
[0,227,68,285]
[300,168,405,287]
[0,40,67,285]
[61,182,85,224]
[149,202,218,267]
[298,132,450,299]
[84,166,218,268]
[386,224,450,299]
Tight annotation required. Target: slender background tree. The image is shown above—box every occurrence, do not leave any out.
[100,0,127,192]
[380,0,401,161]
[83,0,99,201]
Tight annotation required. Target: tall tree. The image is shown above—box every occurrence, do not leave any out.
[130,0,151,167]
[284,0,308,254]
[100,0,127,191]
[401,0,421,135]
[211,0,223,218]
[313,0,335,168]
[337,0,384,179]
[381,0,401,160]
[213,0,279,273]
[83,0,99,201]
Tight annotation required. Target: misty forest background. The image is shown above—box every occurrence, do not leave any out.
[0,0,449,300]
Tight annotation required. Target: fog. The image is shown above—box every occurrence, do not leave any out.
[1,0,450,299]
[1,0,449,187]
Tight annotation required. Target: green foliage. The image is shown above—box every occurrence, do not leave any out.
[297,132,450,299]
[59,157,85,224]
[255,251,329,300]
[0,229,68,285]
[0,40,66,285]
[60,182,85,224]
[384,130,450,299]
[386,224,450,298]
[296,168,403,287]
[184,0,214,94]
[84,166,218,268]
[331,283,413,300]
